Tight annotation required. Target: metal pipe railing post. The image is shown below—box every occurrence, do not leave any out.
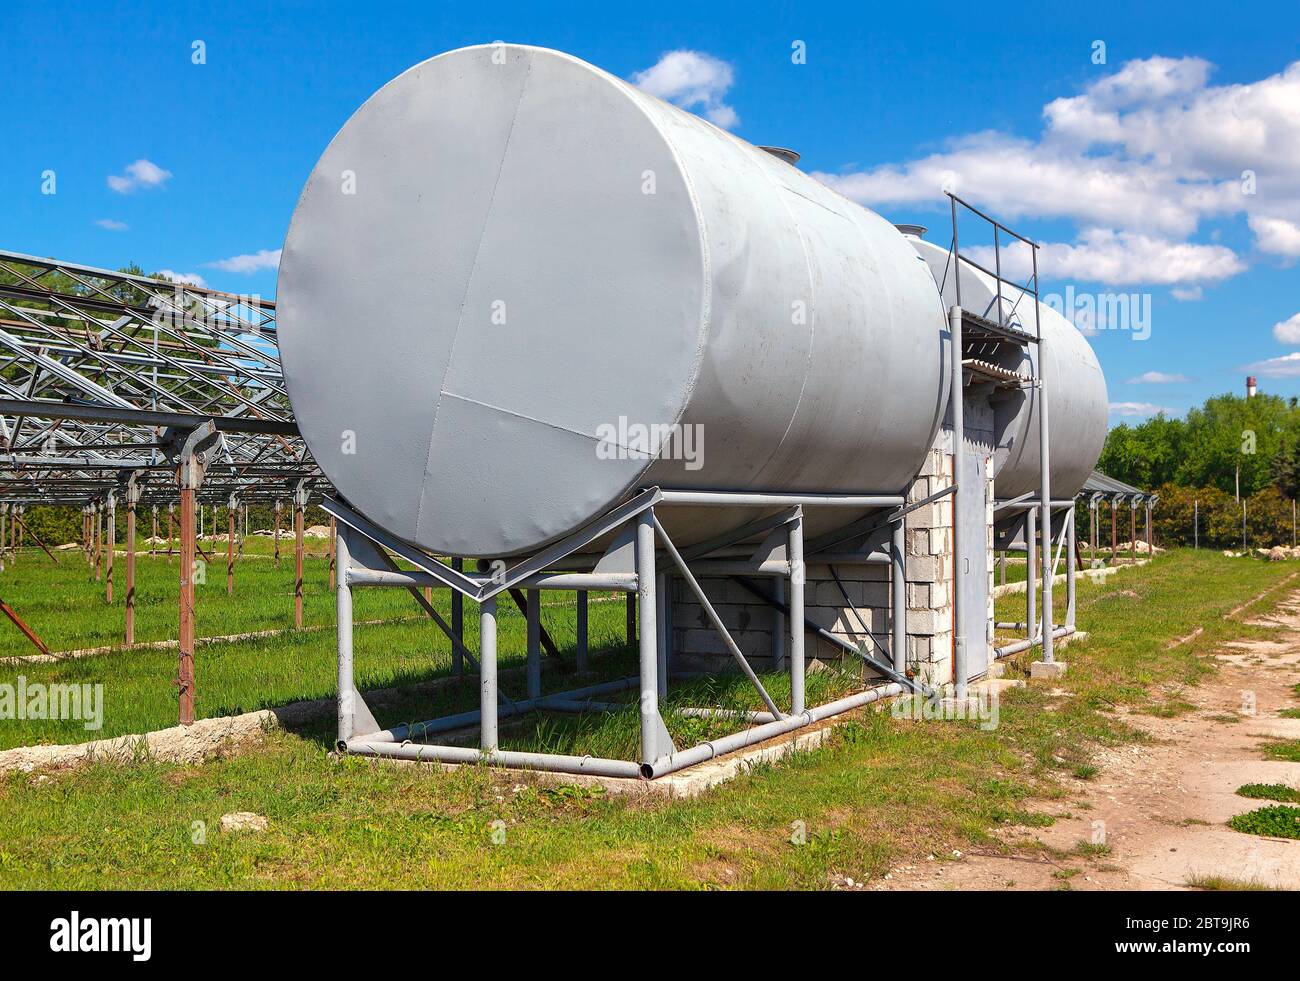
[1038,369,1053,663]
[787,512,807,715]
[636,510,660,764]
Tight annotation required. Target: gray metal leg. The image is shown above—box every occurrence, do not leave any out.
[1066,506,1077,630]
[788,512,806,716]
[891,517,906,675]
[527,587,541,699]
[336,527,355,745]
[480,596,498,751]
[576,590,588,672]
[636,510,663,764]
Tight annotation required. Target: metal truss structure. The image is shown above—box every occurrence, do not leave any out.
[330,487,934,779]
[0,249,327,507]
[0,249,335,717]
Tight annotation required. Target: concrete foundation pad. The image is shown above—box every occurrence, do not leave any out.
[1030,660,1069,680]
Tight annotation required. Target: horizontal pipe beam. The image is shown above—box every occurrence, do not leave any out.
[656,490,904,508]
[346,568,639,592]
[359,677,640,744]
[344,740,646,779]
[642,683,904,779]
[0,398,299,436]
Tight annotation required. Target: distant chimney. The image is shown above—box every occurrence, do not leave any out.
[1247,376,1257,398]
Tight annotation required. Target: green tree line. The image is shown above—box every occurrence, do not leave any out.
[1098,392,1300,549]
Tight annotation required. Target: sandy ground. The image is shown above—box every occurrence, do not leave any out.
[876,592,1300,891]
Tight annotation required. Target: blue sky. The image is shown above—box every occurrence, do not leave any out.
[3,0,1298,427]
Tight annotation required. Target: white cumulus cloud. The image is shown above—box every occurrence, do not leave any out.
[1249,215,1300,258]
[1127,371,1192,384]
[970,229,1243,286]
[1272,312,1300,345]
[632,50,739,129]
[205,249,282,274]
[107,159,172,194]
[1242,351,1300,378]
[812,56,1300,285]
[155,269,207,288]
[1109,401,1177,417]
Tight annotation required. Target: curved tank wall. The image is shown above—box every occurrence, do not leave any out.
[277,44,950,558]
[904,234,1108,500]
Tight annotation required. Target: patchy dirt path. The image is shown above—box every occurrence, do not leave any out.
[877,591,1300,891]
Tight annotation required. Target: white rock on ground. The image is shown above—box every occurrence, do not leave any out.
[220,812,269,833]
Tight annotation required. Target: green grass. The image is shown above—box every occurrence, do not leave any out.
[1279,707,1300,719]
[1228,805,1300,840]
[0,550,633,749]
[1261,740,1300,763]
[1185,873,1281,891]
[0,548,1297,889]
[1236,783,1300,803]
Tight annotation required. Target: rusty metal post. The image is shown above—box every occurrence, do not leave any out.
[94,502,102,581]
[125,476,141,645]
[1110,500,1118,563]
[105,492,115,604]
[179,487,196,725]
[173,421,220,728]
[293,480,307,630]
[1130,504,1137,564]
[226,494,237,597]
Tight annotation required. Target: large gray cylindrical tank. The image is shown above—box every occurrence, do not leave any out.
[904,234,1108,500]
[278,44,949,557]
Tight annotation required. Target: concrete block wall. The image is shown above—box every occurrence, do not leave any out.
[670,561,891,674]
[904,444,954,687]
[669,431,965,688]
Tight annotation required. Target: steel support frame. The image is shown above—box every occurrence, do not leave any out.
[332,488,909,781]
[990,500,1077,661]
